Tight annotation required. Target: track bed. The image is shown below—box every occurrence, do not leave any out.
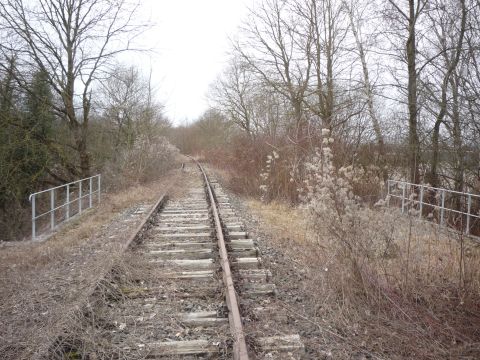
[49,160,304,359]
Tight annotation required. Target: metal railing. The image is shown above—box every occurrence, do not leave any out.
[387,179,480,235]
[29,174,101,240]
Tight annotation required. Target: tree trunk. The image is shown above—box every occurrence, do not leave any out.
[345,3,388,182]
[427,0,466,188]
[407,0,420,184]
[451,73,464,210]
[76,124,90,178]
[428,121,441,187]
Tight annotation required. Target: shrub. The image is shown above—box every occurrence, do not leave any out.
[102,135,178,191]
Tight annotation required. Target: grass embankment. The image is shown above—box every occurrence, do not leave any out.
[246,199,480,359]
[0,165,185,360]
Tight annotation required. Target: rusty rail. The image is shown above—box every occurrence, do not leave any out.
[196,161,250,360]
[35,193,168,359]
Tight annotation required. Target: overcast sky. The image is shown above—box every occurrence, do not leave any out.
[128,0,251,125]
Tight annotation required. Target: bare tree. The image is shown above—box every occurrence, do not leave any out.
[97,65,169,150]
[209,57,256,138]
[424,0,467,188]
[385,0,428,184]
[0,0,144,177]
[343,0,388,181]
[461,1,480,191]
[297,0,350,132]
[209,56,286,140]
[235,0,312,149]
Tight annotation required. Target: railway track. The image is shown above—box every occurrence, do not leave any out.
[52,160,304,359]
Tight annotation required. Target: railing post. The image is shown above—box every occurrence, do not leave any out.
[79,181,82,214]
[98,175,101,204]
[419,185,424,218]
[31,194,36,240]
[466,194,472,235]
[440,189,445,226]
[402,182,406,214]
[50,189,55,230]
[28,174,102,239]
[89,176,93,208]
[66,184,70,220]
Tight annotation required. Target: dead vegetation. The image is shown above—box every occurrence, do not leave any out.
[0,165,185,360]
[244,199,480,359]
[47,260,156,360]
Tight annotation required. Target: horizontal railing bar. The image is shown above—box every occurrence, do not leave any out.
[30,175,101,240]
[33,208,83,222]
[33,207,78,221]
[29,175,100,200]
[79,192,98,200]
[31,191,101,220]
[446,208,479,217]
[389,196,480,218]
[388,179,480,238]
[388,180,480,199]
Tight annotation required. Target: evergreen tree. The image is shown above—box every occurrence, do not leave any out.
[0,65,54,206]
[22,69,54,184]
[0,56,21,208]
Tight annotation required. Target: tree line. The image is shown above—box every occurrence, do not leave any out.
[174,0,480,203]
[0,0,173,240]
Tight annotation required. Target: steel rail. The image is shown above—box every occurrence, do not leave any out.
[34,193,168,359]
[195,161,250,360]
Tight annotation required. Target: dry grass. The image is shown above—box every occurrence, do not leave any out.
[0,164,186,360]
[246,199,480,359]
[246,200,309,242]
